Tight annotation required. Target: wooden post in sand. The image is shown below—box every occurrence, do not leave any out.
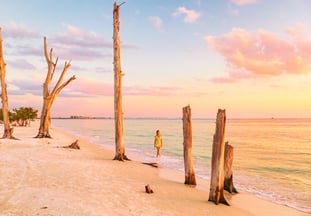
[182,105,196,186]
[224,141,237,193]
[113,2,128,161]
[0,28,15,139]
[209,109,229,205]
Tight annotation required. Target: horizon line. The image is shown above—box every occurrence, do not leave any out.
[49,116,311,120]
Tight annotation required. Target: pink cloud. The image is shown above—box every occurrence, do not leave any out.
[49,25,138,61]
[3,22,39,38]
[68,78,113,96]
[124,85,180,96]
[8,74,181,100]
[47,25,111,61]
[205,24,311,82]
[285,23,306,39]
[209,66,254,83]
[172,7,201,23]
[230,0,257,6]
[67,79,180,97]
[7,59,36,70]
[208,77,236,84]
[52,25,111,48]
[2,24,110,60]
[149,16,163,31]
[8,76,111,98]
[3,23,138,61]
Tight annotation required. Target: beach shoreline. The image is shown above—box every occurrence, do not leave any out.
[0,122,309,216]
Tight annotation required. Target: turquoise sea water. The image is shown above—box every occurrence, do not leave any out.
[52,118,311,213]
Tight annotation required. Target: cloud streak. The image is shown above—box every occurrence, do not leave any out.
[48,25,112,61]
[205,24,311,83]
[172,7,201,23]
[50,25,139,61]
[7,75,182,99]
[2,22,39,38]
[3,23,138,62]
[230,0,257,6]
[7,59,37,70]
[124,85,180,96]
[52,25,111,48]
[69,78,113,97]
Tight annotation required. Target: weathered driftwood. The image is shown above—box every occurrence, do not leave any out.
[0,28,15,139]
[36,37,75,138]
[66,140,80,150]
[113,2,129,161]
[209,109,230,205]
[224,141,238,193]
[182,105,196,186]
[145,184,154,193]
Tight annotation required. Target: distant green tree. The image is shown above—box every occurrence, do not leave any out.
[10,107,38,126]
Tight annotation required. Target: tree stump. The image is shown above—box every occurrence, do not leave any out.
[67,140,80,149]
[61,140,80,150]
[145,184,154,193]
[182,105,196,186]
[224,142,238,193]
[209,109,230,205]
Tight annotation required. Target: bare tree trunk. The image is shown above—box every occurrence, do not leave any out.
[35,37,75,138]
[224,141,238,193]
[113,2,128,161]
[37,100,52,138]
[0,28,15,139]
[209,109,229,205]
[182,105,196,186]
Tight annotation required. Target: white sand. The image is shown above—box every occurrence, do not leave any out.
[0,122,309,216]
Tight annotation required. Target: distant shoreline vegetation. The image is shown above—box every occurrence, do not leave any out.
[70,116,95,119]
[51,116,113,120]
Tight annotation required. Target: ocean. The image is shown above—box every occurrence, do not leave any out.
[52,118,311,213]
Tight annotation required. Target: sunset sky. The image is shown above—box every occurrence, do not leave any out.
[0,0,311,118]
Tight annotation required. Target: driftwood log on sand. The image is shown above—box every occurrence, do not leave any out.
[145,184,154,193]
[63,140,80,150]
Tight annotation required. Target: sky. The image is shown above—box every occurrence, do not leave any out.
[0,0,311,118]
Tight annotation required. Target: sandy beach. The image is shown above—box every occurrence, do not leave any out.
[0,122,309,216]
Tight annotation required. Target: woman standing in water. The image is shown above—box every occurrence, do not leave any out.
[154,130,163,157]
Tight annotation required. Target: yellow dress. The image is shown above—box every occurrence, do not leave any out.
[154,135,162,148]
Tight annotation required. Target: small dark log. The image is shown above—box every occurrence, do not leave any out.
[142,162,159,168]
[145,184,154,193]
[224,142,238,193]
